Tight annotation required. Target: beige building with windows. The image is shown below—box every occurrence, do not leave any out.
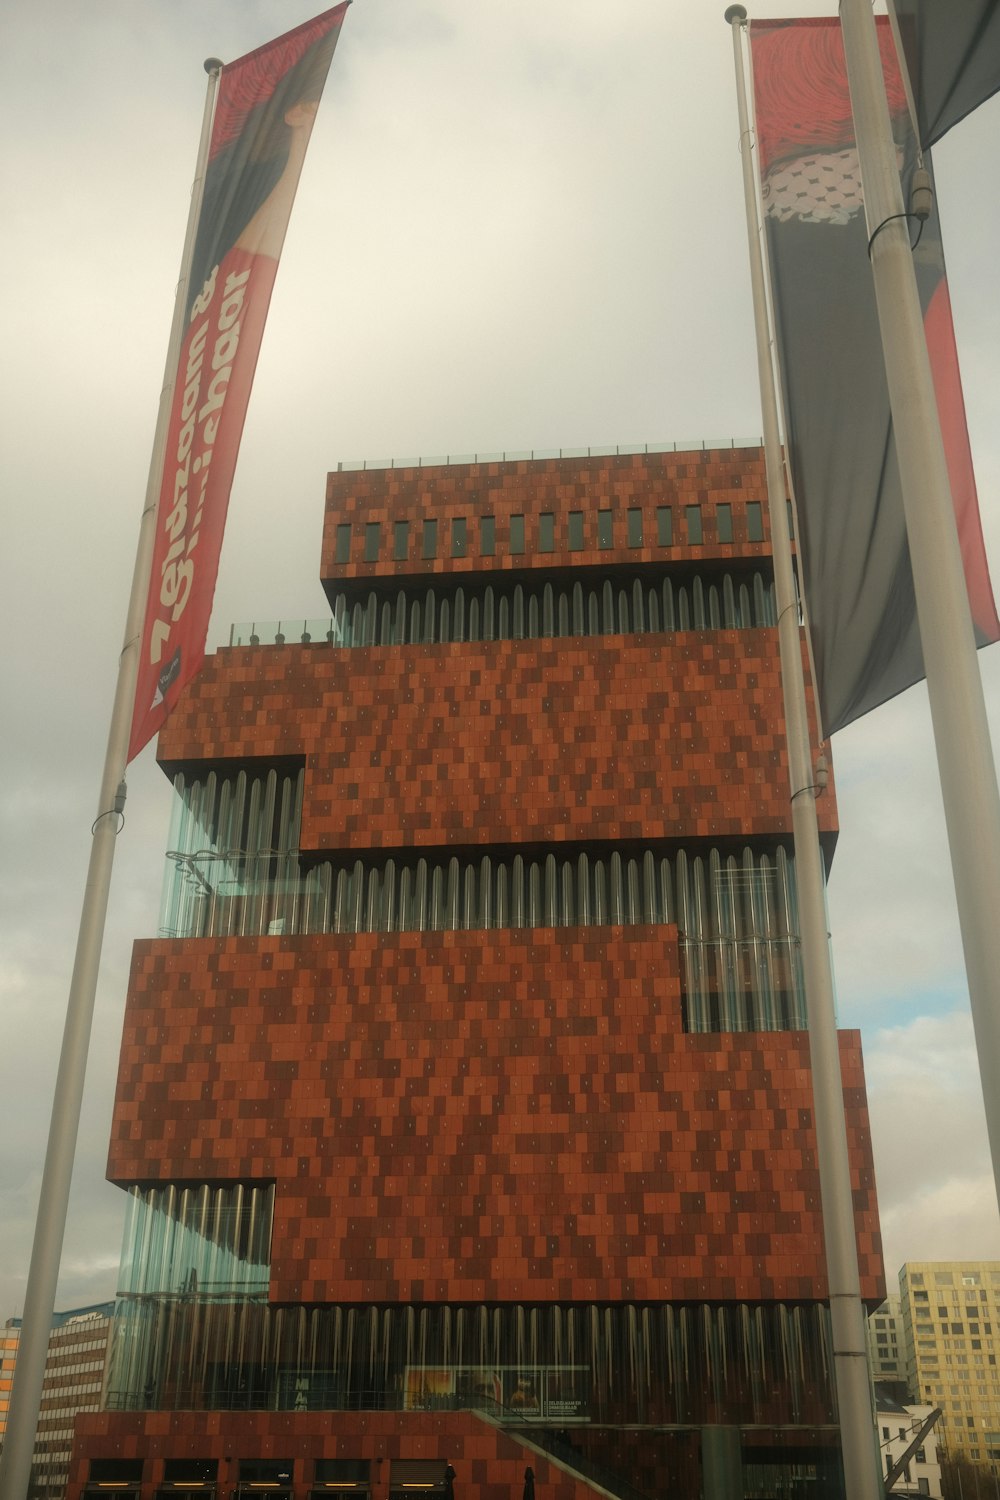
[1,1303,113,1499]
[898,1262,1000,1469]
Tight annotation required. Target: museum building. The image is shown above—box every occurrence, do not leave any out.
[69,445,884,1500]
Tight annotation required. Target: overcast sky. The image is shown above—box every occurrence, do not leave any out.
[1,0,998,1319]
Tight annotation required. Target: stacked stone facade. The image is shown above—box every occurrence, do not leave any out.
[71,449,882,1500]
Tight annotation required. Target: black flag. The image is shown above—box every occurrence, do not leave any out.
[890,0,1000,146]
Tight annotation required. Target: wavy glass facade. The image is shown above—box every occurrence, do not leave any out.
[107,1186,273,1414]
[160,768,806,1032]
[73,450,882,1500]
[106,1292,835,1427]
[228,567,777,649]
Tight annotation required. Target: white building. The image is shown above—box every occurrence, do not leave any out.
[877,1391,944,1499]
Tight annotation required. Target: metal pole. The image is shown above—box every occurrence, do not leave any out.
[724,11,883,1498]
[0,59,222,1500]
[839,0,1000,1215]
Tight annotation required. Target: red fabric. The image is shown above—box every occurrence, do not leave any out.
[128,7,349,761]
[129,248,276,761]
[751,17,908,173]
[209,4,348,158]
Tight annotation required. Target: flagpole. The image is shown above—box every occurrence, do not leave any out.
[725,11,883,1498]
[839,0,1000,1212]
[0,59,223,1500]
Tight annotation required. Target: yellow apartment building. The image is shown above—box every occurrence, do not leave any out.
[899,1261,1000,1469]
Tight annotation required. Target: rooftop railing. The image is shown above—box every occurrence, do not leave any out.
[335,437,764,472]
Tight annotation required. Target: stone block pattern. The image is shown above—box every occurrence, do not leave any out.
[321,448,772,584]
[69,1410,613,1500]
[157,635,836,849]
[109,929,882,1305]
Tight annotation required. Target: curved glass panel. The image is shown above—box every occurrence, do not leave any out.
[104,1295,835,1427]
[158,773,808,1033]
[228,568,777,649]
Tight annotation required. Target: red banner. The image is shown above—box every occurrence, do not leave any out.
[750,18,999,733]
[128,5,349,761]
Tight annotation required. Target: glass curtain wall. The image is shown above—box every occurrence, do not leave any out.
[230,568,777,649]
[107,1185,273,1413]
[105,1290,836,1428]
[159,770,807,1032]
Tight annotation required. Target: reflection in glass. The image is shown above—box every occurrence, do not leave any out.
[451,516,467,558]
[105,1295,836,1427]
[394,521,410,561]
[158,771,808,1034]
[747,502,765,542]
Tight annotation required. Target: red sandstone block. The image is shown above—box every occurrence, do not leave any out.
[158,637,835,852]
[109,932,882,1305]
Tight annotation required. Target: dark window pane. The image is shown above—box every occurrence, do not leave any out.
[686,504,702,544]
[539,512,554,553]
[451,516,467,557]
[656,506,672,546]
[510,514,525,555]
[393,521,409,561]
[716,504,733,544]
[747,501,764,542]
[315,1462,370,1484]
[627,508,643,547]
[568,511,584,551]
[240,1462,293,1484]
[364,522,381,563]
[335,524,352,564]
[164,1462,218,1483]
[89,1462,144,1483]
[598,510,613,548]
[422,519,438,559]
[480,515,495,556]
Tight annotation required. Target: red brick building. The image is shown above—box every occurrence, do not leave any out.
[71,446,883,1500]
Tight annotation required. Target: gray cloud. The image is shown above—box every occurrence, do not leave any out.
[1,0,997,1317]
[864,1013,998,1277]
